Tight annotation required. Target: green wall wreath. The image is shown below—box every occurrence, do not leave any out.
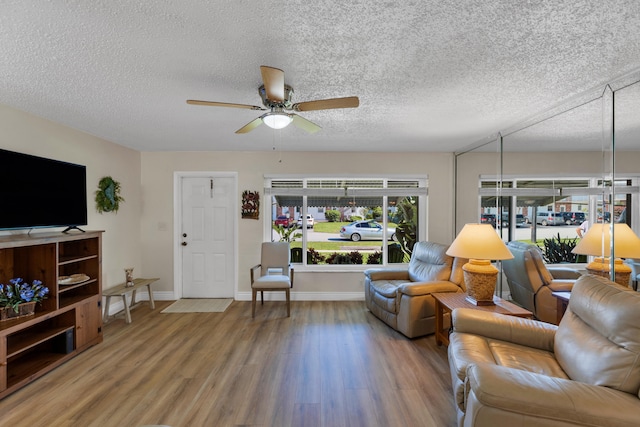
[95,176,125,213]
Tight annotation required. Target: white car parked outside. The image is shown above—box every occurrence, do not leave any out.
[339,220,397,241]
[297,214,315,229]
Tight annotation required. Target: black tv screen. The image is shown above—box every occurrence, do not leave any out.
[0,149,88,231]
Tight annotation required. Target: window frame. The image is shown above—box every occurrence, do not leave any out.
[264,175,428,271]
[479,174,640,243]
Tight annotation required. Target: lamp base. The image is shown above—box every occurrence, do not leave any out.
[465,295,495,306]
[586,257,631,287]
[462,259,499,306]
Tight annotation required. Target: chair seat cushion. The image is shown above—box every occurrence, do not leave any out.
[252,275,290,289]
[449,332,569,384]
[369,280,406,297]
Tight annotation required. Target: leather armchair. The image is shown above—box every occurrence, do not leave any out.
[363,241,466,338]
[448,274,640,427]
[625,258,640,290]
[502,241,582,324]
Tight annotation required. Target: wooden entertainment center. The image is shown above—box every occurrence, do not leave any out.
[0,230,103,399]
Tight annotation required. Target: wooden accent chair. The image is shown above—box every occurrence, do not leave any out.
[250,242,294,317]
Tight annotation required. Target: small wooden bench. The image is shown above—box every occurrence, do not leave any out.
[102,277,159,324]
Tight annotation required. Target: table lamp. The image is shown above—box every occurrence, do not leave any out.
[572,223,640,286]
[446,223,514,305]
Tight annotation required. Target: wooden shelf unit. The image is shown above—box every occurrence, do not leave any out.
[0,231,103,399]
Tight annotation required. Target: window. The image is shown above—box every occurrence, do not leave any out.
[479,176,639,244]
[266,176,428,268]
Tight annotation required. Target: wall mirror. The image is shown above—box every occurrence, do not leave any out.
[455,69,640,290]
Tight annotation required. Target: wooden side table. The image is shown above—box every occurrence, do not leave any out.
[552,291,571,324]
[103,278,159,324]
[432,292,533,346]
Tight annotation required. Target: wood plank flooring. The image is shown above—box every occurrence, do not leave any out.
[0,300,456,427]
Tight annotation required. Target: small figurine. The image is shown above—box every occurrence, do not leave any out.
[125,268,134,287]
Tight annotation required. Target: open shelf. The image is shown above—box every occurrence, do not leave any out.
[7,351,70,388]
[7,326,74,358]
[58,278,97,294]
[59,254,98,266]
[0,231,103,399]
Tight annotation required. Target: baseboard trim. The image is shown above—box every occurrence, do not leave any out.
[102,291,363,316]
[235,291,365,301]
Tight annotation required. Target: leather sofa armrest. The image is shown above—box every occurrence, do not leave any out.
[364,268,409,281]
[452,308,557,351]
[546,279,575,292]
[547,267,582,280]
[466,363,640,426]
[399,281,460,296]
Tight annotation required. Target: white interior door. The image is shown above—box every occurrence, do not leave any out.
[181,175,235,298]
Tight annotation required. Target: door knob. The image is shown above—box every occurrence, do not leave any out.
[181,242,187,246]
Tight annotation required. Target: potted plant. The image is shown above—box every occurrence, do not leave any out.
[273,224,303,262]
[0,278,49,320]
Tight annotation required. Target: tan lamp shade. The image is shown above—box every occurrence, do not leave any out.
[572,223,640,259]
[572,223,640,286]
[446,223,514,305]
[446,223,515,261]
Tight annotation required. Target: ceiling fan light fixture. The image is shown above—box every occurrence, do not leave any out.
[187,66,358,134]
[262,112,292,129]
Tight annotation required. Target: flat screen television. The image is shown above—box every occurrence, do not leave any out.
[0,149,88,231]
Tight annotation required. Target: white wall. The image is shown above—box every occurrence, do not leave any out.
[140,150,456,298]
[0,105,142,290]
[0,103,458,300]
[5,102,639,300]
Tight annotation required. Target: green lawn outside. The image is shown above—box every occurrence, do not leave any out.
[290,241,387,250]
[313,221,349,233]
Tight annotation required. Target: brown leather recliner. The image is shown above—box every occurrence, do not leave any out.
[448,274,640,427]
[502,241,582,324]
[363,241,467,338]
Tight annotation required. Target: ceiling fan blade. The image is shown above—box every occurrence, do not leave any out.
[293,96,360,112]
[187,100,265,110]
[291,114,321,134]
[260,66,285,102]
[235,117,264,134]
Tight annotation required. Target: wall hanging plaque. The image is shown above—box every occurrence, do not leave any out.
[241,190,260,219]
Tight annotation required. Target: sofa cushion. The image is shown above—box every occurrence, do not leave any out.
[527,243,555,285]
[450,256,467,289]
[555,275,640,395]
[466,363,640,427]
[369,281,406,313]
[408,241,453,282]
[449,333,568,384]
[368,280,406,298]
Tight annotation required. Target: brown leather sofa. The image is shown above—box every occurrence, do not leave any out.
[363,241,466,338]
[502,241,582,324]
[448,274,640,426]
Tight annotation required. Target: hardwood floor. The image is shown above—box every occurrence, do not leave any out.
[0,300,456,427]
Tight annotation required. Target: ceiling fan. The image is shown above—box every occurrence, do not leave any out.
[187,65,359,134]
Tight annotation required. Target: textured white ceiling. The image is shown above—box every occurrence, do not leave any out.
[2,1,640,152]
